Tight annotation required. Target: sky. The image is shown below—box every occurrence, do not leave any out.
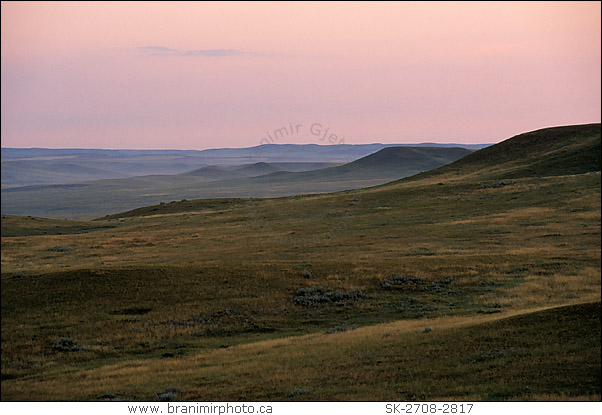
[1,1,600,150]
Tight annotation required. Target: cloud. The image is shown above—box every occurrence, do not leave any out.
[139,46,243,57]
[182,49,242,57]
[139,46,180,55]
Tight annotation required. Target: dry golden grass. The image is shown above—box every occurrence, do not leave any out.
[2,302,599,401]
[493,268,601,309]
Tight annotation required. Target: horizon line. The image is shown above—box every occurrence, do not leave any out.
[1,142,495,152]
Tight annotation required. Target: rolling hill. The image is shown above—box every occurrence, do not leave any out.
[257,146,473,181]
[230,162,286,176]
[183,162,339,180]
[183,165,254,181]
[405,123,601,182]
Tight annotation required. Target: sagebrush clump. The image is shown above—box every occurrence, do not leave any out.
[380,275,425,290]
[50,337,79,352]
[157,387,180,401]
[293,286,368,306]
[324,324,357,334]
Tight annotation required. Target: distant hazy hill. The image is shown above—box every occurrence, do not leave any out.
[232,162,285,176]
[195,142,488,160]
[183,162,293,181]
[183,165,248,181]
[1,151,212,186]
[1,142,489,162]
[1,143,484,188]
[1,146,471,218]
[325,146,472,176]
[1,142,489,181]
[181,162,345,181]
[1,161,127,189]
[248,146,472,184]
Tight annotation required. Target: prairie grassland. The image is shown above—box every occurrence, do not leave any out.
[2,173,599,272]
[1,170,600,400]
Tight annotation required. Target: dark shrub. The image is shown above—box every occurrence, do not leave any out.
[157,387,180,401]
[51,337,80,352]
[301,269,315,278]
[48,246,72,252]
[324,324,357,334]
[157,392,176,401]
[293,286,368,306]
[395,297,438,318]
[470,348,515,364]
[477,181,514,189]
[288,388,312,397]
[112,308,152,315]
[98,393,117,401]
[381,275,425,290]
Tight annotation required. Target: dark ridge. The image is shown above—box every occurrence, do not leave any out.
[405,123,601,181]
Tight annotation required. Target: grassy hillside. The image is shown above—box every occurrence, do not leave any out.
[1,146,471,219]
[1,124,600,401]
[0,215,117,237]
[406,123,601,182]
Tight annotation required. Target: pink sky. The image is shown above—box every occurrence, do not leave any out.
[1,1,600,149]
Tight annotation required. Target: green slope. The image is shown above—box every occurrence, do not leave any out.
[406,123,601,182]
